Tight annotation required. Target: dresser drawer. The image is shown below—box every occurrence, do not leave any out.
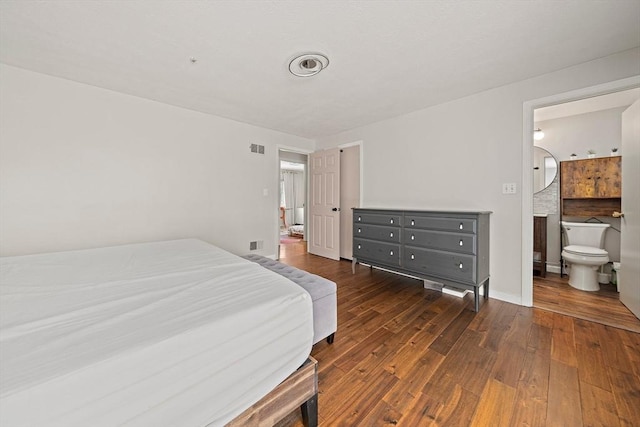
[405,215,476,233]
[403,247,476,283]
[354,238,401,266]
[405,229,476,254]
[354,212,402,227]
[354,224,400,243]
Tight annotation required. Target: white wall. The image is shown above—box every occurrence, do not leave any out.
[0,64,314,256]
[315,48,640,305]
[536,107,626,162]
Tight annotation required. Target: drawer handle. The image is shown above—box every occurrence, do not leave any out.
[459,239,463,246]
[459,262,463,269]
[459,223,464,230]
[411,219,415,226]
[390,232,394,238]
[357,244,361,249]
[390,250,394,256]
[358,216,361,221]
[411,254,415,260]
[358,228,361,233]
[390,219,394,224]
[411,234,415,240]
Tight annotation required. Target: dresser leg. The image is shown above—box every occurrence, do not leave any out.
[351,258,357,274]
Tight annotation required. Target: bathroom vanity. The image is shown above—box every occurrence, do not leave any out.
[533,215,547,277]
[352,209,491,312]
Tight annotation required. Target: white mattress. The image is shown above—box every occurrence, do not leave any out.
[0,239,313,426]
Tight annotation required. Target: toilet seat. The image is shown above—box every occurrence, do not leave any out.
[563,245,608,257]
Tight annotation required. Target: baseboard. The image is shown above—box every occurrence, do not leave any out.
[488,290,522,306]
[546,265,562,274]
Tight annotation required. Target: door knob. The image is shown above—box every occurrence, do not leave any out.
[612,211,624,218]
[332,207,340,212]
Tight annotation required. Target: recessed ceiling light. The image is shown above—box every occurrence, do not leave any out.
[289,53,329,77]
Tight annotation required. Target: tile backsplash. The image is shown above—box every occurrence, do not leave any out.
[534,175,559,215]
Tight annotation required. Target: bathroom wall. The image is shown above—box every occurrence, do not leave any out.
[534,106,626,268]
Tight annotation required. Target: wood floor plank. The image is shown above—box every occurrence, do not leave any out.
[596,324,636,375]
[478,302,519,352]
[429,308,475,356]
[573,318,610,390]
[383,349,445,411]
[607,366,640,427]
[532,308,555,328]
[503,306,535,350]
[422,328,497,398]
[616,328,640,379]
[579,381,621,427]
[275,242,640,427]
[550,313,577,366]
[509,388,548,427]
[546,360,583,427]
[527,322,553,355]
[470,378,517,427]
[402,386,479,427]
[490,342,527,388]
[356,399,403,426]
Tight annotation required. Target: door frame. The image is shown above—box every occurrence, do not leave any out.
[338,140,364,208]
[337,140,364,260]
[521,76,640,306]
[277,145,313,259]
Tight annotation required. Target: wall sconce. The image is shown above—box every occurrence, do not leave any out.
[534,128,545,141]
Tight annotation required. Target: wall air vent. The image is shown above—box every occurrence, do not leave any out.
[250,144,265,154]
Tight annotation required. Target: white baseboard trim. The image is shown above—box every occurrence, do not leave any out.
[546,265,562,274]
[488,290,522,306]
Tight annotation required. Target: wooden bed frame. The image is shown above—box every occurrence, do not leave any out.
[227,357,318,427]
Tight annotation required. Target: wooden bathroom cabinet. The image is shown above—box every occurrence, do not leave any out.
[560,156,621,216]
[533,216,547,277]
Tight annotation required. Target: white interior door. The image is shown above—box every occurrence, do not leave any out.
[309,148,341,260]
[620,99,640,319]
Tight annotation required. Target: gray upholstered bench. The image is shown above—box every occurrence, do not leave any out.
[243,254,337,345]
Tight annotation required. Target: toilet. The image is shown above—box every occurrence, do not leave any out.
[561,221,610,291]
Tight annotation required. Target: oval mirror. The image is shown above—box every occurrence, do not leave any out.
[533,146,558,193]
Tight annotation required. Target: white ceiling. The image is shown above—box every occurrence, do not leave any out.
[1,1,639,139]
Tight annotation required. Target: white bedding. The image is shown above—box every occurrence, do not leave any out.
[289,225,304,236]
[0,239,313,426]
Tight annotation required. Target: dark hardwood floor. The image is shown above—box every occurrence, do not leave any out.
[276,242,640,426]
[534,273,640,333]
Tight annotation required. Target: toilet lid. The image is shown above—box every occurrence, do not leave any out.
[564,245,608,256]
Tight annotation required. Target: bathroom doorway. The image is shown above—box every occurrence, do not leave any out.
[527,87,640,331]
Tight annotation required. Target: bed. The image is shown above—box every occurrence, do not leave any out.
[288,224,304,238]
[0,239,314,426]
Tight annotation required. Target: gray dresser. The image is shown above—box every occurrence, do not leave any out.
[352,209,491,312]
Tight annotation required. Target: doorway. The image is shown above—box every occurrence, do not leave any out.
[279,150,308,252]
[523,82,640,329]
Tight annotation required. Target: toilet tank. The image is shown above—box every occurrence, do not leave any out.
[561,221,610,248]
